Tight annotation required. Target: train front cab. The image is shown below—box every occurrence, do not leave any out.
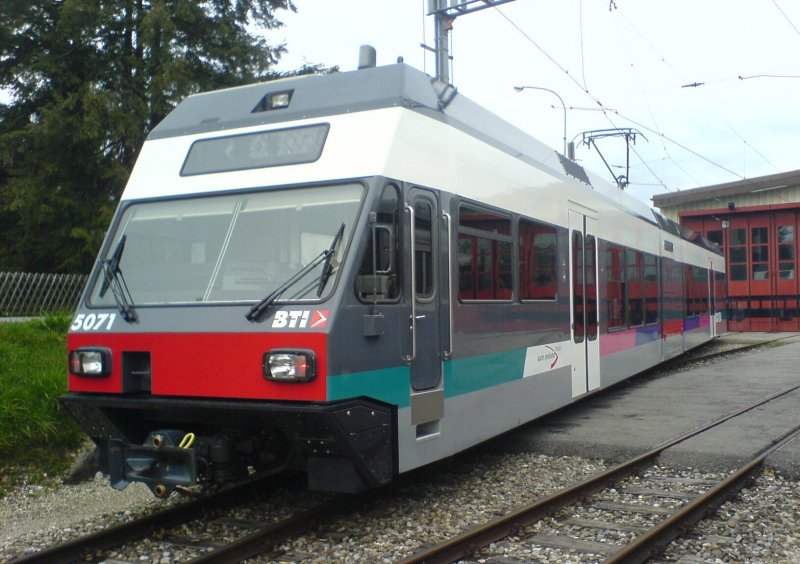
[59,177,430,495]
[61,174,479,495]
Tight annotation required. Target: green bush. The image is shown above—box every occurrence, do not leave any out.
[0,314,84,466]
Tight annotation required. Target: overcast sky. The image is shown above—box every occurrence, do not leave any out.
[273,0,800,206]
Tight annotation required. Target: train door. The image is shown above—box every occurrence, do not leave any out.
[405,188,444,433]
[568,210,600,397]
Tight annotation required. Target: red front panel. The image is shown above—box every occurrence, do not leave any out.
[68,332,327,401]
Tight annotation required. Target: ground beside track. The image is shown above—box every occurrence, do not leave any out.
[495,332,800,477]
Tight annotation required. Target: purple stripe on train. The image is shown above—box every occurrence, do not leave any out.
[684,315,711,332]
[599,315,710,357]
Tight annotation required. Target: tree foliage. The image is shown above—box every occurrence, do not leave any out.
[0,0,326,272]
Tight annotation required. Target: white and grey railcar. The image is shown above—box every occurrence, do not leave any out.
[61,59,725,495]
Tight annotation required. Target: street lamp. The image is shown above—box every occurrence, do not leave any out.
[513,85,567,156]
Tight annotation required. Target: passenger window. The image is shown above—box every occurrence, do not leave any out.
[606,244,625,329]
[685,266,709,315]
[627,249,644,326]
[457,203,512,301]
[519,218,557,300]
[357,185,401,302]
[644,253,659,324]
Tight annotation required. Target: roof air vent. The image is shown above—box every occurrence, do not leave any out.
[558,153,592,186]
[358,45,377,69]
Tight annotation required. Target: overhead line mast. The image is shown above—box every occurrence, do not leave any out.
[426,0,516,84]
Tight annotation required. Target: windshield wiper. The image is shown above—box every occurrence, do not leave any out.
[316,223,345,297]
[246,224,345,322]
[99,234,137,322]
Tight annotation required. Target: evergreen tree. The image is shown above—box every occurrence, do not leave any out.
[0,1,325,272]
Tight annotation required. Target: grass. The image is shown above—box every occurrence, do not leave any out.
[0,313,86,495]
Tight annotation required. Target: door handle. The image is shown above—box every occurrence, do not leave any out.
[415,314,426,319]
[404,203,417,363]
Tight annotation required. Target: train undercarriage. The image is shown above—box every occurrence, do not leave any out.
[60,395,396,495]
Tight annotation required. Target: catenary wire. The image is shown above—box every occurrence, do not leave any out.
[579,0,589,91]
[613,6,779,174]
[609,9,699,187]
[770,0,800,40]
[491,5,772,190]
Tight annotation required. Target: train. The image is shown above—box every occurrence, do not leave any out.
[60,51,726,497]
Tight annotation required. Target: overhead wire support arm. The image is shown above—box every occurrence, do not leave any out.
[426,0,516,84]
[428,0,516,18]
[577,128,646,190]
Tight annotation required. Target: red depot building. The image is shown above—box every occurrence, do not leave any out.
[653,169,800,332]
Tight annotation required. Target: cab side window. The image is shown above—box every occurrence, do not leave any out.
[357,185,401,302]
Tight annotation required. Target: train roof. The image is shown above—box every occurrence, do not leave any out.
[148,62,717,254]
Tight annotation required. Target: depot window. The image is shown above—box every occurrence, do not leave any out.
[728,228,747,281]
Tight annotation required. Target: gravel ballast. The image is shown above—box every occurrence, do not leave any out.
[2,453,800,563]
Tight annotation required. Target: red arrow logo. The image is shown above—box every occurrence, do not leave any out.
[310,310,329,329]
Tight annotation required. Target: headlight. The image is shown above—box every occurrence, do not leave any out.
[69,348,112,377]
[263,350,316,382]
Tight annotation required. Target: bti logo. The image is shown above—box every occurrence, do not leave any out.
[272,310,329,329]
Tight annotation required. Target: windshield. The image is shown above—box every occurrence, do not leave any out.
[89,184,364,306]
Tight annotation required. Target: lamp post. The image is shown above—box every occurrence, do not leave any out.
[513,85,567,156]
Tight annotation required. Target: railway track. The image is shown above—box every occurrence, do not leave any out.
[9,472,362,564]
[677,334,797,364]
[633,334,798,384]
[399,381,800,564]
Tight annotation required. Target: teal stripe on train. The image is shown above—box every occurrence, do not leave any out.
[327,347,528,405]
[327,365,411,406]
[444,348,527,396]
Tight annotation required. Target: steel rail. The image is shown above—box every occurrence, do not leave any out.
[13,474,285,564]
[628,336,797,383]
[605,423,800,563]
[676,334,797,365]
[188,496,358,563]
[399,381,800,564]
